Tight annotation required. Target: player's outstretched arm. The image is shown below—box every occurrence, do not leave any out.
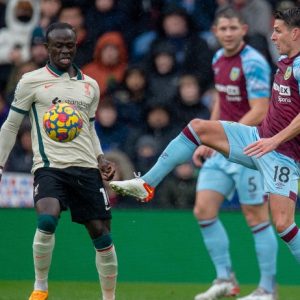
[244,112,300,157]
[0,109,25,180]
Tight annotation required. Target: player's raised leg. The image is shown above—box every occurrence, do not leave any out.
[194,190,240,300]
[110,119,229,201]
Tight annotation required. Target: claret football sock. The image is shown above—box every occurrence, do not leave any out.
[279,223,300,263]
[143,125,200,187]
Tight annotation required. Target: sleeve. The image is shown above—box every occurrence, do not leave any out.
[0,109,25,167]
[242,50,271,100]
[11,75,35,113]
[88,81,103,157]
[292,57,300,93]
[90,120,103,157]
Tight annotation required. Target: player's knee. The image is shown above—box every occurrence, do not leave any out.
[189,119,205,135]
[37,214,58,233]
[193,203,213,220]
[93,233,113,250]
[273,219,293,233]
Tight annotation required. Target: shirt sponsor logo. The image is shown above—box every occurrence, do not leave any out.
[214,67,220,75]
[215,84,241,100]
[284,66,292,80]
[51,97,89,110]
[278,96,292,103]
[229,67,240,81]
[273,83,291,95]
[279,84,291,96]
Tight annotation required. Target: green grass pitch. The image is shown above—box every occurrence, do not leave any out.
[0,281,299,300]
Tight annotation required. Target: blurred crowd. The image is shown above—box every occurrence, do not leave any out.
[0,0,299,208]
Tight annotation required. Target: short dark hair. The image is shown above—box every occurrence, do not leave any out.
[214,6,245,25]
[274,7,300,28]
[45,22,75,43]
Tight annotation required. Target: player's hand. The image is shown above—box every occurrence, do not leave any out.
[244,137,280,158]
[192,145,215,167]
[98,155,116,181]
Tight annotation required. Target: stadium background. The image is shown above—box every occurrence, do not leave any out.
[0,0,300,299]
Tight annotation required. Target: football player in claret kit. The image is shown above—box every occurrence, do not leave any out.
[192,7,277,300]
[111,5,300,281]
[0,22,118,300]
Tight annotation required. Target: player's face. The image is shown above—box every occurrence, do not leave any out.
[47,28,77,71]
[271,19,297,58]
[213,17,247,56]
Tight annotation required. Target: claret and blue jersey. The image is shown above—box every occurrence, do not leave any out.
[213,44,271,122]
[259,54,300,162]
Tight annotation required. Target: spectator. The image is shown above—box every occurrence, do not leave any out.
[82,31,128,96]
[118,0,164,37]
[30,27,48,67]
[173,73,211,128]
[5,61,38,104]
[85,0,134,52]
[0,0,6,29]
[38,0,61,30]
[0,92,9,128]
[163,0,217,32]
[124,103,179,165]
[0,0,40,91]
[134,135,159,176]
[112,64,149,128]
[135,6,214,91]
[6,124,33,173]
[58,4,93,67]
[94,97,129,152]
[146,41,179,105]
[156,161,197,208]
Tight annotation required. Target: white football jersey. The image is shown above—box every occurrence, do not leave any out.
[12,63,102,173]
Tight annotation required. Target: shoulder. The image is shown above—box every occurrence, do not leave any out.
[83,74,99,89]
[212,48,224,64]
[292,55,300,81]
[241,45,268,65]
[19,67,46,83]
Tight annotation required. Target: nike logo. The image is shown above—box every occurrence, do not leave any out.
[45,83,54,89]
[105,205,111,211]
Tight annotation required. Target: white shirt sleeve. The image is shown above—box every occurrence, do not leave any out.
[88,80,103,158]
[0,109,25,167]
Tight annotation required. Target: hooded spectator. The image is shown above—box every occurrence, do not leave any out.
[82,31,128,96]
[0,0,40,65]
[146,41,179,105]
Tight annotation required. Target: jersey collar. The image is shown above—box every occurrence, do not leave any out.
[46,62,84,80]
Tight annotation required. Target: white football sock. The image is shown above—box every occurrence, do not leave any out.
[32,229,55,291]
[96,245,118,300]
